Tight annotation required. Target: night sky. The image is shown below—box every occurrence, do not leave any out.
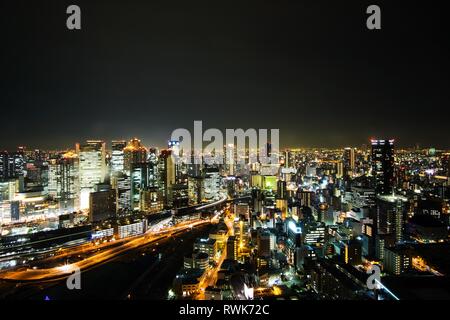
[1,0,449,150]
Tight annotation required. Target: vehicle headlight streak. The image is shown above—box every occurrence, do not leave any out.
[374,279,400,300]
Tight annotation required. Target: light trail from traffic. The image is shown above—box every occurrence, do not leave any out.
[0,220,209,282]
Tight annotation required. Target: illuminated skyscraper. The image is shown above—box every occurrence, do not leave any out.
[123,138,147,172]
[77,140,106,209]
[336,161,344,179]
[343,147,356,177]
[376,194,406,244]
[147,148,159,189]
[371,139,395,195]
[203,167,221,201]
[17,146,26,171]
[158,150,175,207]
[48,151,80,211]
[111,140,127,174]
[111,172,131,212]
[226,236,238,260]
[131,163,149,211]
[0,149,25,179]
[139,187,163,213]
[0,151,10,179]
[0,179,16,224]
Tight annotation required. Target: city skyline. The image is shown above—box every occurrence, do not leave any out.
[1,139,448,153]
[1,0,450,307]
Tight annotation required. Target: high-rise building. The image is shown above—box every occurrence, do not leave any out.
[47,151,80,211]
[0,149,25,179]
[252,188,263,213]
[384,245,412,275]
[147,147,159,188]
[226,236,238,260]
[0,151,10,179]
[343,147,356,177]
[172,183,189,208]
[188,176,204,205]
[257,229,271,258]
[0,179,17,224]
[111,140,127,174]
[111,172,131,213]
[194,238,217,263]
[336,161,344,179]
[13,147,26,177]
[158,150,175,207]
[376,194,406,244]
[89,183,116,223]
[203,167,221,201]
[183,250,209,270]
[131,163,149,211]
[123,138,147,172]
[302,221,326,247]
[139,187,163,213]
[344,239,362,265]
[77,140,106,209]
[276,180,287,200]
[298,190,314,207]
[371,139,395,195]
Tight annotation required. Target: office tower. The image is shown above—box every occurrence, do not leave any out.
[225,143,235,176]
[226,236,238,260]
[257,229,271,258]
[283,150,291,168]
[13,147,26,177]
[89,183,116,222]
[172,183,189,208]
[47,151,80,211]
[276,180,287,200]
[343,147,356,177]
[383,246,412,275]
[168,140,187,185]
[77,140,107,209]
[286,218,302,248]
[47,159,59,198]
[194,238,217,263]
[344,239,362,265]
[0,151,9,179]
[130,163,149,211]
[123,138,147,172]
[298,190,314,207]
[111,140,126,174]
[203,167,221,201]
[158,150,175,207]
[183,251,209,270]
[251,188,263,213]
[0,179,17,224]
[1,149,25,179]
[147,147,159,188]
[188,176,204,205]
[111,172,131,213]
[302,221,326,247]
[336,161,344,179]
[371,139,395,195]
[139,187,163,213]
[376,194,406,244]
